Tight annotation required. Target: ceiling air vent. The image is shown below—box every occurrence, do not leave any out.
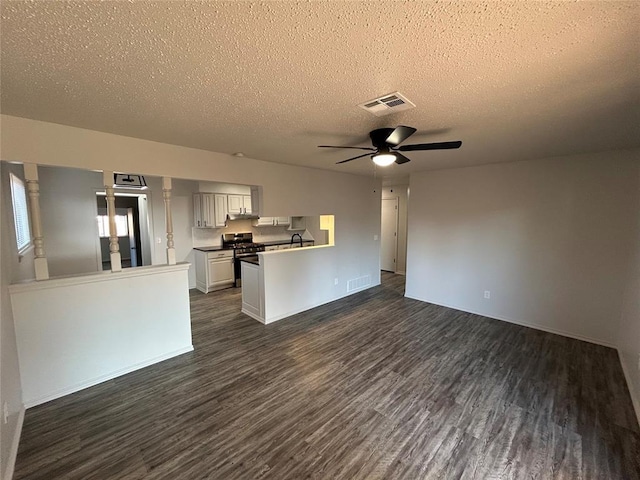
[358,92,416,117]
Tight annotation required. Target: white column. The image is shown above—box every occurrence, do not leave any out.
[24,164,49,280]
[103,171,122,272]
[163,177,176,265]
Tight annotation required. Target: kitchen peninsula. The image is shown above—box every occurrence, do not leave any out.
[241,243,335,324]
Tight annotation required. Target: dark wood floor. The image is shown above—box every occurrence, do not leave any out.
[14,273,640,479]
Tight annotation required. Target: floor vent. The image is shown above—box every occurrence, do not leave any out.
[347,275,371,293]
[358,92,416,117]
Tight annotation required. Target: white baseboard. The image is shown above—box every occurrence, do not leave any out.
[24,346,194,408]
[241,308,265,324]
[3,405,25,480]
[618,350,640,428]
[404,295,617,349]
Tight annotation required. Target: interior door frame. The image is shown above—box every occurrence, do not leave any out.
[381,197,399,273]
[94,190,154,270]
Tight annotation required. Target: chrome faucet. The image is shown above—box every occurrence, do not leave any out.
[291,233,303,248]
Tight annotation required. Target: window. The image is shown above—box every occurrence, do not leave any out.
[9,173,31,253]
[96,215,129,237]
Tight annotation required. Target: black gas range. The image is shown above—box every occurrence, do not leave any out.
[222,233,265,287]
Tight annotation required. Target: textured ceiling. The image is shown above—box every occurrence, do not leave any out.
[1,1,639,182]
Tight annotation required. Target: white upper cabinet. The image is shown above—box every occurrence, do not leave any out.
[193,193,215,228]
[228,194,252,215]
[243,195,252,214]
[214,194,228,227]
[252,216,291,227]
[194,193,227,228]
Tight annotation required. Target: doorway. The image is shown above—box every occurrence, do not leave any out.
[96,193,151,270]
[381,197,398,272]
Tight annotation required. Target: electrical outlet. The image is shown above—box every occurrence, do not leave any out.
[374,234,378,241]
[334,278,339,285]
[484,291,491,299]
[3,402,8,424]
[156,237,162,244]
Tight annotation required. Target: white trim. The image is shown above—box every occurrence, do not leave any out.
[259,282,381,325]
[24,346,193,408]
[618,349,640,428]
[241,308,266,324]
[403,295,617,349]
[9,262,190,293]
[3,405,25,480]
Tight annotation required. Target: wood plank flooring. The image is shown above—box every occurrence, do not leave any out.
[14,272,640,479]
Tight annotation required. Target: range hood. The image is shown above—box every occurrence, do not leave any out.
[227,213,259,221]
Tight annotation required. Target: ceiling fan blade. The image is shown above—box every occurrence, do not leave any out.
[397,141,462,152]
[318,145,376,151]
[385,126,417,146]
[336,152,373,164]
[394,153,411,165]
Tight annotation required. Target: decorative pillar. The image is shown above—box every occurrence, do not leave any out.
[24,164,49,280]
[163,177,176,265]
[103,171,122,272]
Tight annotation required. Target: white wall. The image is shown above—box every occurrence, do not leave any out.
[0,164,25,480]
[382,185,408,274]
[147,176,199,288]
[618,164,640,421]
[38,166,104,278]
[406,150,639,346]
[8,165,202,287]
[0,115,382,298]
[9,264,193,407]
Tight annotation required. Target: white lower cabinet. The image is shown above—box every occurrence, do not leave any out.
[241,261,264,321]
[195,249,234,293]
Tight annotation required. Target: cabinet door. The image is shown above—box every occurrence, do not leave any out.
[214,194,228,227]
[202,194,216,228]
[275,216,290,226]
[243,195,252,214]
[193,194,203,227]
[227,194,243,214]
[208,258,234,287]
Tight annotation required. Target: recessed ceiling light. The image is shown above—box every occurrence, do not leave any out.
[232,152,245,157]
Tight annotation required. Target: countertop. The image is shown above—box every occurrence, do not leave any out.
[263,239,315,246]
[193,246,228,252]
[194,239,314,252]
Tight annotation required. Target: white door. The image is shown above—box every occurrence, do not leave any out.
[381,198,398,272]
[127,208,138,267]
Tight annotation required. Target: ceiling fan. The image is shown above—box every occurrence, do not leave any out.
[319,126,462,166]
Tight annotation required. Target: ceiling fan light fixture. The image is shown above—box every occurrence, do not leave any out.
[372,153,396,166]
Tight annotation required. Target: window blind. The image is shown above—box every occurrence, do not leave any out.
[9,173,31,252]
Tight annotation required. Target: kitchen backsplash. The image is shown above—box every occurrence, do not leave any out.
[192,219,313,248]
